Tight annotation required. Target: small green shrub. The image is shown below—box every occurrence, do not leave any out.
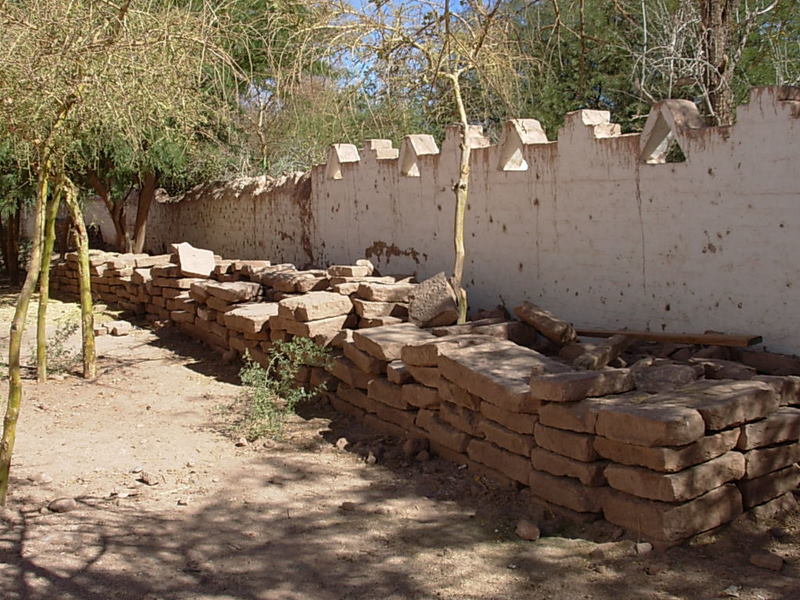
[25,316,81,374]
[238,337,330,440]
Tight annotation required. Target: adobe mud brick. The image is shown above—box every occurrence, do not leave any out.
[529,369,634,403]
[343,343,386,375]
[538,394,647,434]
[534,423,599,462]
[478,417,535,457]
[406,365,441,388]
[367,378,408,410]
[401,334,494,367]
[513,301,577,345]
[440,401,482,436]
[351,298,407,319]
[374,402,417,431]
[594,395,706,447]
[529,470,604,513]
[602,485,743,543]
[438,340,568,413]
[424,415,472,453]
[479,401,538,435]
[386,360,412,384]
[604,451,745,502]
[593,429,740,473]
[356,282,417,302]
[737,407,800,449]
[742,442,800,479]
[676,380,778,431]
[203,280,262,303]
[174,242,215,278]
[353,322,435,361]
[223,302,279,334]
[752,375,800,406]
[737,464,800,508]
[401,383,440,409]
[278,291,353,321]
[337,384,376,413]
[437,377,481,410]
[467,439,532,483]
[531,448,607,487]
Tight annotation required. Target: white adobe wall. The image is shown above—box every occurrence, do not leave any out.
[147,86,800,353]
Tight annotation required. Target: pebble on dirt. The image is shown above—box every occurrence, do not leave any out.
[515,519,541,541]
[48,497,78,513]
[748,551,784,571]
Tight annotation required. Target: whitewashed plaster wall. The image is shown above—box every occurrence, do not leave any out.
[146,86,800,353]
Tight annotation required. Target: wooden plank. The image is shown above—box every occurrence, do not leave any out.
[575,328,762,348]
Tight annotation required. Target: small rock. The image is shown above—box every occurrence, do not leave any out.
[335,437,349,451]
[635,542,653,555]
[749,551,783,571]
[415,450,431,462]
[235,437,248,447]
[515,519,541,541]
[138,471,159,486]
[28,472,53,485]
[48,497,78,513]
[339,501,358,512]
[720,585,741,598]
[177,498,189,506]
[402,437,428,458]
[365,452,377,465]
[131,466,144,474]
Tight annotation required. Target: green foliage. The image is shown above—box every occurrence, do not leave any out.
[237,337,330,440]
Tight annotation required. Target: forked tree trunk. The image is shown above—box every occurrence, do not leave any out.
[698,0,739,125]
[65,183,96,380]
[0,163,49,505]
[35,187,63,382]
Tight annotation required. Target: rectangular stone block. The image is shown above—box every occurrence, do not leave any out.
[602,485,743,543]
[437,378,481,411]
[467,439,532,483]
[605,451,745,502]
[479,401,538,435]
[737,407,800,450]
[424,415,472,453]
[337,384,376,413]
[539,394,645,434]
[531,448,607,487]
[534,423,598,462]
[386,360,412,384]
[529,470,603,513]
[223,302,279,334]
[343,342,386,375]
[406,365,441,388]
[742,442,800,479]
[283,314,355,340]
[278,291,353,322]
[204,280,262,303]
[367,378,408,410]
[440,401,481,436]
[363,414,406,438]
[356,282,417,302]
[438,340,567,413]
[676,380,778,431]
[401,334,495,367]
[594,395,706,447]
[513,301,577,345]
[752,375,800,406]
[738,464,800,508]
[374,402,416,431]
[415,408,436,431]
[401,383,440,409]
[530,369,634,403]
[351,298,407,319]
[478,417,535,457]
[353,322,435,361]
[327,356,376,390]
[594,429,740,473]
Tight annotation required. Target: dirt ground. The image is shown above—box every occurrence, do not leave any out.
[1,285,799,600]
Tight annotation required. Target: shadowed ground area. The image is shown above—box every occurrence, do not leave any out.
[1,287,799,600]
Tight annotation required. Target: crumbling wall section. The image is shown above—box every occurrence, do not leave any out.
[148,86,800,353]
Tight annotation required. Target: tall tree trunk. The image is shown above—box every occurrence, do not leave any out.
[65,183,96,380]
[86,171,130,252]
[35,187,63,382]
[0,207,21,285]
[450,75,470,324]
[0,163,49,505]
[132,171,157,253]
[698,0,739,125]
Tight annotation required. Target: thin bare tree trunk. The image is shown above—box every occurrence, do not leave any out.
[0,163,49,505]
[1,207,21,285]
[132,171,156,253]
[35,185,63,382]
[450,76,470,324]
[65,183,96,380]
